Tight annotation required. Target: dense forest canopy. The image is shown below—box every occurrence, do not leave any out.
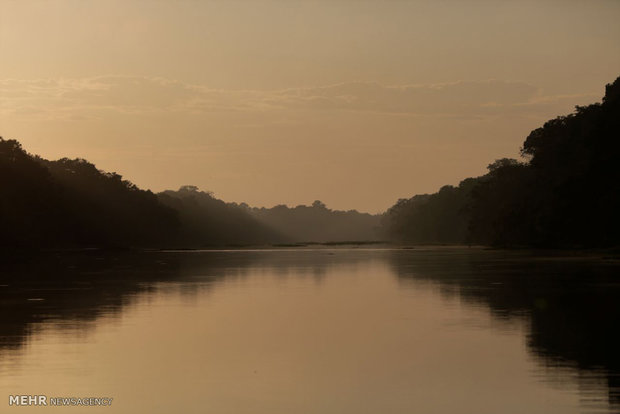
[158,186,283,246]
[0,143,381,248]
[249,201,382,243]
[385,76,620,247]
[0,140,177,248]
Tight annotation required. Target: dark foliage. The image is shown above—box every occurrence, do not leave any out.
[0,139,179,248]
[250,200,383,243]
[386,76,620,247]
[384,178,479,244]
[158,186,284,247]
[43,157,179,246]
[0,139,61,247]
[0,140,382,249]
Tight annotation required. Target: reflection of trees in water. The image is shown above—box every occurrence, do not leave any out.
[4,248,617,408]
[0,249,373,352]
[388,248,620,409]
[0,252,181,351]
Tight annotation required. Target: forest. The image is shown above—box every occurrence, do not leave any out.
[385,76,620,248]
[1,76,618,249]
[0,143,380,248]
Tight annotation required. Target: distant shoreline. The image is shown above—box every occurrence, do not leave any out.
[4,243,619,263]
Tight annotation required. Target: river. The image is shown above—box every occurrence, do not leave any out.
[1,248,618,413]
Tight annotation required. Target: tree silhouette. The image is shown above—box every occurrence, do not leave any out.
[385,76,620,247]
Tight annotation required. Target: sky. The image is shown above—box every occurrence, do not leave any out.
[1,0,619,213]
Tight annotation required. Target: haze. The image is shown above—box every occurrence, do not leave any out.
[1,0,619,213]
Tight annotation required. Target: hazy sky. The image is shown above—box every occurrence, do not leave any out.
[1,0,619,212]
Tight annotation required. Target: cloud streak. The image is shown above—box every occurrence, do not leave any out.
[0,76,598,121]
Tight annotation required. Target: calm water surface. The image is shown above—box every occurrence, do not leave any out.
[0,248,618,413]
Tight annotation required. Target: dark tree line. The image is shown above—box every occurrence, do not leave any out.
[383,178,477,244]
[0,139,178,248]
[0,142,381,248]
[249,200,382,243]
[158,186,284,246]
[385,76,620,247]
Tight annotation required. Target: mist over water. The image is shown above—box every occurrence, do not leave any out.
[1,248,618,413]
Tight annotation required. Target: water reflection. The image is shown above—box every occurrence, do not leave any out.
[0,248,618,413]
[0,249,370,352]
[389,248,620,410]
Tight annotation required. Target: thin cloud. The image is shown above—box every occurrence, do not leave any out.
[0,76,598,121]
